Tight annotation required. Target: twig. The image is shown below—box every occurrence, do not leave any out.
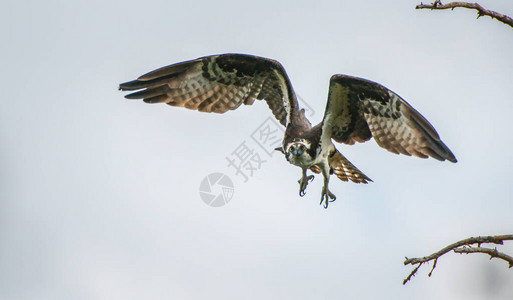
[403,235,513,285]
[416,1,513,29]
[404,235,512,265]
[428,258,438,277]
[454,246,513,268]
[403,263,422,285]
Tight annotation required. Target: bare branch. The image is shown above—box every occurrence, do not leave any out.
[454,246,513,268]
[403,263,422,285]
[428,258,438,277]
[403,235,513,285]
[404,235,512,265]
[416,1,513,29]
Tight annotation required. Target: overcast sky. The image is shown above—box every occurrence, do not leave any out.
[1,0,513,299]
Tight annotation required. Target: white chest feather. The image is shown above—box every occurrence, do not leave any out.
[288,153,314,168]
[313,141,334,166]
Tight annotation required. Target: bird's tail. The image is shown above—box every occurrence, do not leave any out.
[311,150,372,184]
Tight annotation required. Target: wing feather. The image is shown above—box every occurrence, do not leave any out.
[322,75,456,163]
[119,54,299,126]
[329,150,372,183]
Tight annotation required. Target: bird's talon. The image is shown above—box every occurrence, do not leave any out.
[298,174,314,197]
[320,187,337,208]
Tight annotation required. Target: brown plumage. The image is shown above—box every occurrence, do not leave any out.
[309,150,371,184]
[323,75,457,162]
[120,54,296,126]
[120,53,456,208]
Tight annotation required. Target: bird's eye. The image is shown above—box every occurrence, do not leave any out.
[289,147,294,152]
[300,145,305,151]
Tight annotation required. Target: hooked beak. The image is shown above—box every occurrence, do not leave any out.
[292,148,304,156]
[290,145,305,157]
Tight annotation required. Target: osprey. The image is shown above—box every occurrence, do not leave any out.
[119,54,456,208]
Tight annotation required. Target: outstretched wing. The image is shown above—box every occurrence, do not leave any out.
[321,75,457,162]
[119,54,299,126]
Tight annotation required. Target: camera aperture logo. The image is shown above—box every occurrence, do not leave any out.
[199,173,234,207]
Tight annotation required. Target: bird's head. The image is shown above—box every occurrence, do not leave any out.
[276,138,315,166]
[283,139,314,163]
[287,142,307,157]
